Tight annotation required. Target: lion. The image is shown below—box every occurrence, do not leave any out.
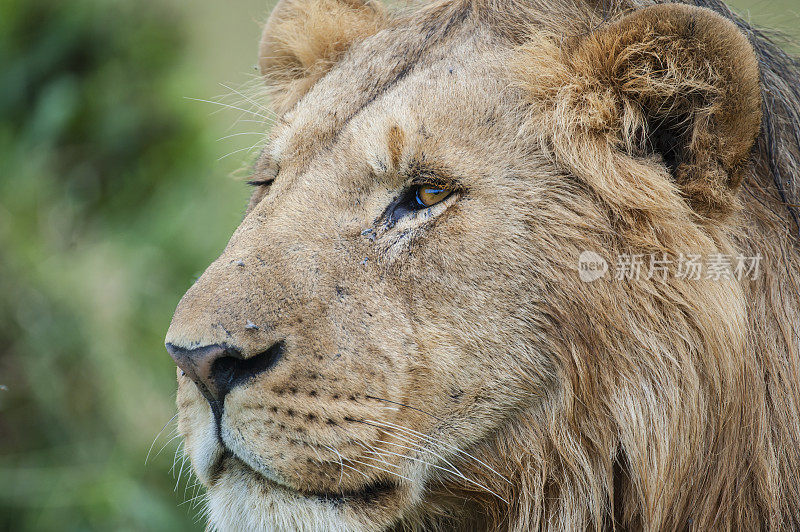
[165,0,800,529]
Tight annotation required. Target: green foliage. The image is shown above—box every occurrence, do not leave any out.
[0,0,247,529]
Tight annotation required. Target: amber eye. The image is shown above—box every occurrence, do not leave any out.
[415,185,452,208]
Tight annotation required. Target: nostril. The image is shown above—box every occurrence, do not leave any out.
[212,341,284,397]
[212,356,238,391]
[166,341,285,406]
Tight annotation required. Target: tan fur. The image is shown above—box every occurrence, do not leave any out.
[259,0,387,114]
[167,0,800,529]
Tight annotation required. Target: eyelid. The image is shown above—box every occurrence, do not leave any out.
[247,162,280,188]
[408,176,460,191]
[247,177,275,187]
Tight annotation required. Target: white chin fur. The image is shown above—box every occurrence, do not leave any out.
[206,475,371,532]
[185,416,224,485]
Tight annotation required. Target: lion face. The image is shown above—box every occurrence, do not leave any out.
[167,23,559,529]
[166,0,774,529]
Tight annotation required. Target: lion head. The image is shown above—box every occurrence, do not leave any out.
[166,0,800,529]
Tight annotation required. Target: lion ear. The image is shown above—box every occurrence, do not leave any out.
[519,4,762,219]
[579,4,762,217]
[259,0,386,114]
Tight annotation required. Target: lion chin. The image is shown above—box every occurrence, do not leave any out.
[205,459,399,532]
[166,0,800,529]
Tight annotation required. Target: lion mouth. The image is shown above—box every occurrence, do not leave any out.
[217,449,399,504]
[310,479,398,505]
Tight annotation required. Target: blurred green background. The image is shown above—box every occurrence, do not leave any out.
[0,0,796,529]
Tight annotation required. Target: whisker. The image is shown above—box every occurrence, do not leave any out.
[216,131,268,142]
[310,445,323,464]
[360,443,458,477]
[348,458,414,483]
[191,480,204,503]
[170,439,185,475]
[146,413,178,465]
[363,447,461,478]
[219,82,275,117]
[233,118,279,125]
[179,491,206,508]
[184,477,198,501]
[184,97,273,121]
[365,394,444,422]
[373,437,460,473]
[183,470,203,501]
[368,418,512,485]
[340,461,371,480]
[359,450,403,470]
[359,421,510,503]
[362,419,462,471]
[363,444,506,502]
[217,144,264,162]
[193,494,212,525]
[154,431,182,463]
[362,396,509,482]
[175,451,190,491]
[324,444,347,488]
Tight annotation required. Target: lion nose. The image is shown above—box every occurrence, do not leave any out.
[165,342,284,406]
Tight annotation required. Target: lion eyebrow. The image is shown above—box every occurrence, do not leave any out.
[405,158,462,188]
[253,146,273,170]
[386,125,405,170]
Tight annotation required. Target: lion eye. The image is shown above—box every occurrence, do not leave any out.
[385,182,456,224]
[415,186,451,208]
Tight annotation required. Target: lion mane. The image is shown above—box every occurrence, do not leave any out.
[166,0,800,529]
